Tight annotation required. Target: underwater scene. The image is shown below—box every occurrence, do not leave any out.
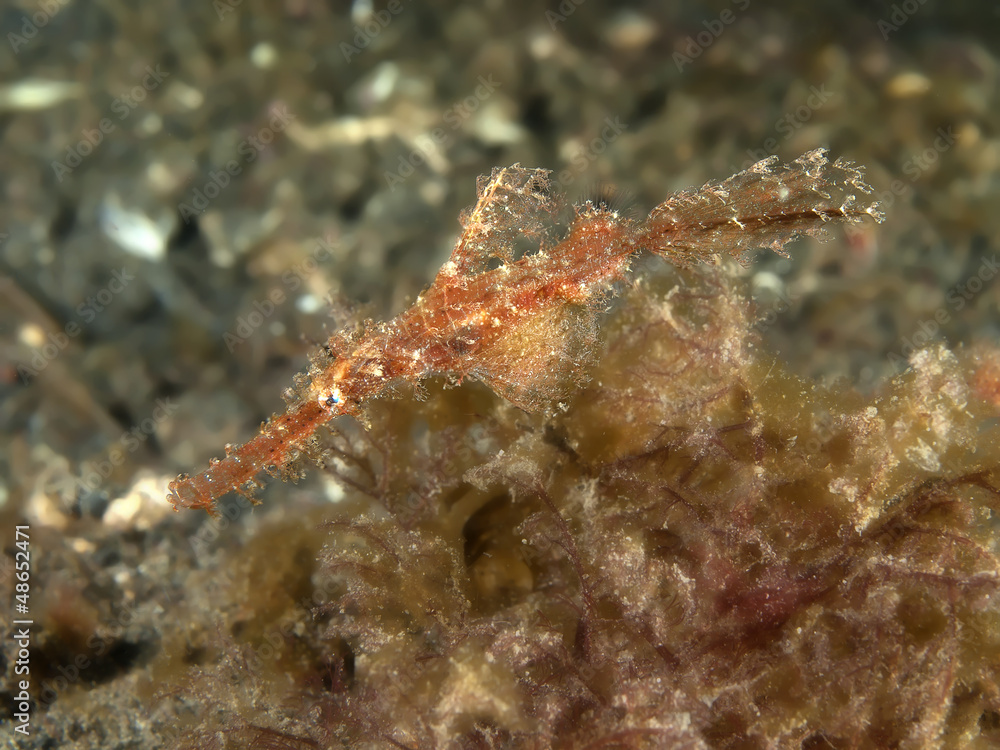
[1,1,999,748]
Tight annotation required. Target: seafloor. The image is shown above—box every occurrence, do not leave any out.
[1,1,999,748]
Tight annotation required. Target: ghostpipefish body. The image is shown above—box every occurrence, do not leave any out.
[168,150,883,514]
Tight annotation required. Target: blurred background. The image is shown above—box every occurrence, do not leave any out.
[0,0,998,745]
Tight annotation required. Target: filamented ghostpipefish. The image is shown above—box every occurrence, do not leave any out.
[168,150,884,515]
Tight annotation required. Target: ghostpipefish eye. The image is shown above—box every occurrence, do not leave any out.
[323,389,341,409]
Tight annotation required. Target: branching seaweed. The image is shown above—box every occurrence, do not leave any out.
[163,163,1000,747]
